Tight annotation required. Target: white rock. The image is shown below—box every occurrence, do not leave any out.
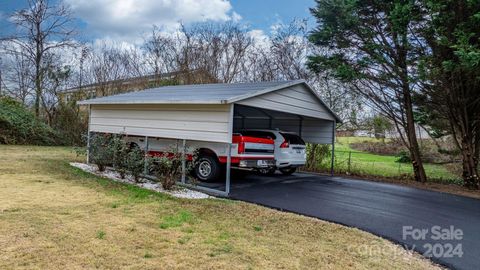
[70,162,211,199]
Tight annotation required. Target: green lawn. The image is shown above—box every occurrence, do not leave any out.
[326,137,460,183]
[0,145,439,269]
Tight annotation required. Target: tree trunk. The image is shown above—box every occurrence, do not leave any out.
[461,138,479,189]
[446,73,479,189]
[34,20,42,118]
[403,86,428,183]
[456,125,480,189]
[34,70,41,117]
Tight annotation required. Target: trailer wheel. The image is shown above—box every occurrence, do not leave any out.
[279,167,296,175]
[195,156,221,182]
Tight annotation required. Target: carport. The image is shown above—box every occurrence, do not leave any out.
[79,80,340,196]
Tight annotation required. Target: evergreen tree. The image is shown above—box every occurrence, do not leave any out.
[308,0,428,182]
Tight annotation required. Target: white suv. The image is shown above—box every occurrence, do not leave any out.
[238,130,306,175]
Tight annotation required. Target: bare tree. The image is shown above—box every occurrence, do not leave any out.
[41,53,71,125]
[244,20,364,127]
[0,50,34,104]
[4,0,76,117]
[243,45,277,81]
[311,73,364,129]
[143,26,178,76]
[172,23,253,83]
[269,20,310,80]
[81,44,149,96]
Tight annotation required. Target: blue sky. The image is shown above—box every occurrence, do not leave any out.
[231,0,315,31]
[0,0,316,43]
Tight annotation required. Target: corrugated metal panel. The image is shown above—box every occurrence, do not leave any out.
[271,119,302,134]
[90,104,232,143]
[79,80,300,105]
[301,118,334,144]
[236,84,336,120]
[233,105,334,144]
[233,117,270,130]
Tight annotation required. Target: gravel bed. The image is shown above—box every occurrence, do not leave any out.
[70,162,211,199]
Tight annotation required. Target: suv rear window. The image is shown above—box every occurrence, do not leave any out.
[280,132,305,145]
[239,131,276,140]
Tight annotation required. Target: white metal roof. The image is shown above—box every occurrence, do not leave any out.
[78,80,302,105]
[78,80,341,122]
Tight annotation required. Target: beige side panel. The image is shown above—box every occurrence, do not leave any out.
[90,104,232,143]
[237,84,335,120]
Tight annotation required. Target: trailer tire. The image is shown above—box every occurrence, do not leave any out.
[195,156,221,182]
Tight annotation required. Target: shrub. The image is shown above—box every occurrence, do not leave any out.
[305,143,331,170]
[124,146,146,182]
[51,101,88,146]
[0,96,61,145]
[150,149,183,190]
[396,150,412,163]
[110,135,129,178]
[89,134,114,171]
[89,133,146,179]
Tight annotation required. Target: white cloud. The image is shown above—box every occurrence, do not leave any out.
[231,11,242,22]
[248,29,267,42]
[64,0,240,42]
[248,29,270,49]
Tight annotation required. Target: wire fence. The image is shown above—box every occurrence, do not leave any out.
[303,149,461,184]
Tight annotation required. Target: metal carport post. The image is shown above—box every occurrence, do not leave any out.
[330,120,336,176]
[176,104,233,197]
[86,105,92,164]
[225,103,234,195]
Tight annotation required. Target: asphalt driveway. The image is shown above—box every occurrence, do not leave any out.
[227,172,480,270]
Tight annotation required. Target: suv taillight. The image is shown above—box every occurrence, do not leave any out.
[280,140,289,148]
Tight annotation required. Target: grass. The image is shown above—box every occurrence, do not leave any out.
[159,211,194,229]
[332,137,460,183]
[96,230,107,240]
[0,145,440,269]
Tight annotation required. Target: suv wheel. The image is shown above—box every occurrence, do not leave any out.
[195,156,221,182]
[279,167,296,175]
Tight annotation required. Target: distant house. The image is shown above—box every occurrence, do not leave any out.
[351,124,431,140]
[385,124,431,140]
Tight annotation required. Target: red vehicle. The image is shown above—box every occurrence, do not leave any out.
[125,133,275,181]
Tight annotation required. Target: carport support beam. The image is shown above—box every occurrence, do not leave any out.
[143,136,149,175]
[298,116,303,137]
[225,143,232,195]
[181,139,186,184]
[330,120,336,176]
[86,105,91,164]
